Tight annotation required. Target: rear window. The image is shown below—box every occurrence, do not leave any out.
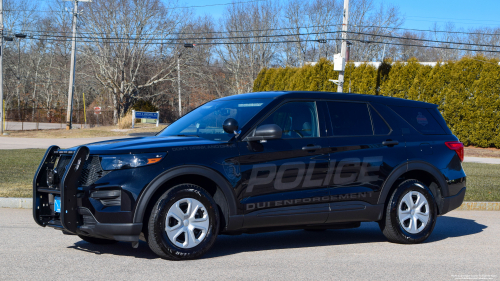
[327,102,373,136]
[390,106,445,135]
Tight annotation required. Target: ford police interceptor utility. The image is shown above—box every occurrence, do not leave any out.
[33,91,466,260]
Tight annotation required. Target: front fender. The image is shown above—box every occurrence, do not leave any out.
[132,165,237,224]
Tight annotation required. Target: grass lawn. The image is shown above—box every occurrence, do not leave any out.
[3,124,165,139]
[0,150,499,201]
[461,162,500,201]
[0,149,46,198]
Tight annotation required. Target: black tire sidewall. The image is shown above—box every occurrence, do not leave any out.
[389,182,437,242]
[151,185,219,259]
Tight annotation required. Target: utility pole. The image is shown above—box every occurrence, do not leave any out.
[177,53,181,117]
[177,43,195,118]
[337,0,349,93]
[65,0,78,130]
[64,0,91,130]
[0,0,4,135]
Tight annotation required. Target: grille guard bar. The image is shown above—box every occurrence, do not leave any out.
[33,146,90,234]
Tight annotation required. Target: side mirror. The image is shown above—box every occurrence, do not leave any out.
[245,124,282,141]
[223,118,239,134]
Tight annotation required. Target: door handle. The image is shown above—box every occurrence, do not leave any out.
[302,145,322,151]
[382,140,399,147]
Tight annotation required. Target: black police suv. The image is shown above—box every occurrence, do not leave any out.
[33,91,466,260]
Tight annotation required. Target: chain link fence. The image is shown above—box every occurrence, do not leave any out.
[4,108,115,131]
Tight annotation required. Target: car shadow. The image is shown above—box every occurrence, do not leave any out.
[68,240,158,259]
[425,215,487,242]
[68,215,486,260]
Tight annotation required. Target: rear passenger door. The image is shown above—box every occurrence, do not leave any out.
[322,101,407,206]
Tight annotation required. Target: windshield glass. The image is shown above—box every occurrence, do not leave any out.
[158,99,271,141]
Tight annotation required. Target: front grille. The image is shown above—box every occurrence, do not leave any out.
[55,155,72,176]
[77,156,110,187]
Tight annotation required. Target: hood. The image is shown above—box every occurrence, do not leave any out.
[68,136,227,155]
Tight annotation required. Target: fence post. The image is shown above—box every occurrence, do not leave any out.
[36,109,39,130]
[132,110,135,129]
[156,111,159,127]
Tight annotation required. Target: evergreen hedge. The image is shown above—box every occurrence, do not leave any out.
[253,56,500,148]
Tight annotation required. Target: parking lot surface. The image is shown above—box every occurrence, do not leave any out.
[0,209,498,280]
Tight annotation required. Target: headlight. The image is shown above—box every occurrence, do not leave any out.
[100,152,166,170]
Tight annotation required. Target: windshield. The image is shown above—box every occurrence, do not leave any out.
[158,99,272,141]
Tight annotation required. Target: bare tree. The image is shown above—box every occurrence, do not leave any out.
[80,0,189,123]
[216,0,281,94]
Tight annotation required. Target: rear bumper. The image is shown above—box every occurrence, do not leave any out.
[440,187,466,215]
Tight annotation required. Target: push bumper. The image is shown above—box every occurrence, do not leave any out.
[33,146,142,242]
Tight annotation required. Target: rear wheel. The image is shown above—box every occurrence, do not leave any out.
[78,235,118,245]
[147,184,219,260]
[379,179,437,244]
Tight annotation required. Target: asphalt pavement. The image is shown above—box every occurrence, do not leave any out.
[0,209,498,280]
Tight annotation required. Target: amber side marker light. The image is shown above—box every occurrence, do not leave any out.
[147,157,163,164]
[445,141,464,162]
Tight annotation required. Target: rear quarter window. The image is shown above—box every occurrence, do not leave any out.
[390,105,446,135]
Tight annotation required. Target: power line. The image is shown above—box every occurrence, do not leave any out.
[346,38,500,53]
[28,36,340,45]
[349,24,500,36]
[22,33,500,54]
[30,30,341,42]
[346,31,500,49]
[15,23,343,36]
[14,23,500,39]
[22,29,500,51]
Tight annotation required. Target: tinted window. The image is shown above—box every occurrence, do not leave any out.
[158,99,272,141]
[327,102,373,136]
[369,106,391,135]
[260,102,319,138]
[390,106,445,135]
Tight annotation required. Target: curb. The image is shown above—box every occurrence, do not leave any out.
[456,201,500,211]
[0,197,499,211]
[0,198,33,209]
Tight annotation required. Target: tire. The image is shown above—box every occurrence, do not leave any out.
[78,235,118,245]
[147,184,220,260]
[379,179,437,244]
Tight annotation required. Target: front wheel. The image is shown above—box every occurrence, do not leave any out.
[379,179,437,244]
[147,184,220,260]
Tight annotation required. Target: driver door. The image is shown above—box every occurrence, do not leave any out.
[236,101,332,228]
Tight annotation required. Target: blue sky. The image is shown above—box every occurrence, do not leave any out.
[171,0,500,31]
[379,0,500,30]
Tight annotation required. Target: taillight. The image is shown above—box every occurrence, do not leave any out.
[445,141,464,162]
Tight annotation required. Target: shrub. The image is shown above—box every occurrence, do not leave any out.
[253,55,500,148]
[118,112,133,129]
